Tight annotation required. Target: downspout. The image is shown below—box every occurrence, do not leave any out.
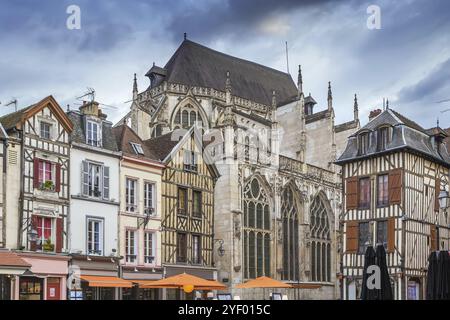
[1,137,7,247]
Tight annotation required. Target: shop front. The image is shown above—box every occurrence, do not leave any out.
[122,265,164,300]
[0,250,31,300]
[14,252,69,300]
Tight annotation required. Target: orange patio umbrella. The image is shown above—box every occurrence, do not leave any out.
[138,272,227,291]
[236,276,293,289]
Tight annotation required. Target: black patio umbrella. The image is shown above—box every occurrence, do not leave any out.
[375,244,393,300]
[426,251,438,300]
[436,250,450,300]
[361,245,377,300]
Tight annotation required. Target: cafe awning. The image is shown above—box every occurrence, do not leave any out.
[80,275,133,288]
[0,251,31,275]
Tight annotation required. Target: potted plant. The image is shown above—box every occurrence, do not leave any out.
[42,238,55,252]
[93,189,102,197]
[42,180,54,191]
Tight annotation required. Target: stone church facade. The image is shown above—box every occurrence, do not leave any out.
[124,39,359,299]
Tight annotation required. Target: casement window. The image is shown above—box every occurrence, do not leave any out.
[126,178,138,212]
[38,160,53,184]
[177,187,188,216]
[125,230,137,263]
[87,218,103,255]
[36,216,53,246]
[358,133,369,155]
[377,174,389,206]
[82,161,109,199]
[378,127,390,150]
[358,222,372,254]
[358,177,371,209]
[34,159,61,192]
[144,232,155,264]
[183,150,198,172]
[177,233,187,263]
[376,220,388,249]
[144,182,155,216]
[192,235,201,264]
[40,122,51,140]
[86,120,101,147]
[30,215,62,253]
[130,142,144,155]
[192,190,202,218]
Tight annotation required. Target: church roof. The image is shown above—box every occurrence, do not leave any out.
[154,40,298,106]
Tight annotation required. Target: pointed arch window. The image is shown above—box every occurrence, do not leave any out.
[310,194,331,282]
[281,185,300,281]
[173,104,205,130]
[243,177,271,279]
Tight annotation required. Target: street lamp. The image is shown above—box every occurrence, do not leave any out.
[437,190,449,250]
[27,228,38,243]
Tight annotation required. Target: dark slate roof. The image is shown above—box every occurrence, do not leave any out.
[336,108,450,167]
[0,104,34,131]
[67,111,118,152]
[112,124,161,162]
[152,40,298,106]
[335,120,359,133]
[144,131,183,162]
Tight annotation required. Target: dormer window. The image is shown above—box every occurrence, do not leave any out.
[40,122,52,140]
[378,127,391,151]
[130,142,144,155]
[358,132,369,155]
[87,120,101,147]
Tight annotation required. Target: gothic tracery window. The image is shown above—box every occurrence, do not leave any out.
[310,194,331,282]
[173,104,204,130]
[243,177,271,279]
[281,185,300,281]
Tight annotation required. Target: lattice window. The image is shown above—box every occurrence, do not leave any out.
[310,195,331,282]
[281,185,300,281]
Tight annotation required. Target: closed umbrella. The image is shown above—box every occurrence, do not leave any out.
[436,250,450,300]
[375,244,393,300]
[361,246,377,300]
[426,251,438,300]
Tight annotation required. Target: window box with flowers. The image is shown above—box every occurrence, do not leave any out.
[42,238,55,252]
[40,180,55,191]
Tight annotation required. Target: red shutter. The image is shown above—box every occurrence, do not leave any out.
[430,225,438,252]
[346,177,358,210]
[30,215,39,251]
[387,218,396,253]
[389,169,402,205]
[55,217,63,253]
[33,158,40,188]
[346,221,359,253]
[434,178,440,212]
[55,163,61,193]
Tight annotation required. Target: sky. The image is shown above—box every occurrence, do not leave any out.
[0,0,449,128]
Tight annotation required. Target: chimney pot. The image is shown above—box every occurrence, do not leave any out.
[369,109,382,121]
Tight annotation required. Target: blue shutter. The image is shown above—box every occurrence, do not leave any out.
[103,166,110,200]
[82,161,89,195]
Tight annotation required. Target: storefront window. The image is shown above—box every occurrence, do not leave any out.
[0,275,12,300]
[138,288,159,300]
[19,277,43,300]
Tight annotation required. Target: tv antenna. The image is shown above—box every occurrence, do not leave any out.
[3,98,18,112]
[76,87,96,102]
[437,98,450,113]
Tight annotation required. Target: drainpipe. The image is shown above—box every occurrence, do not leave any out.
[1,136,7,247]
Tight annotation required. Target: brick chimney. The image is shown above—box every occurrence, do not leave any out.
[369,109,382,121]
[79,100,103,118]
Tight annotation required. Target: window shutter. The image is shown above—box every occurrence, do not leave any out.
[434,178,440,212]
[387,218,395,253]
[33,158,40,188]
[55,217,63,253]
[346,221,359,253]
[388,169,402,205]
[55,163,61,193]
[430,225,438,251]
[82,161,89,196]
[103,166,110,200]
[346,177,358,210]
[30,215,39,251]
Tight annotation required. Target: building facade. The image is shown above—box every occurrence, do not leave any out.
[125,39,359,299]
[336,108,450,300]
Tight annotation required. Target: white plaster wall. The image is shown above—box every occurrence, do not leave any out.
[5,142,21,249]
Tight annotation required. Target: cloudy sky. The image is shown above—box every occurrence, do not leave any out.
[0,0,449,128]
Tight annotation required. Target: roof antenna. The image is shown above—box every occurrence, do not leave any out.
[4,99,18,112]
[285,41,290,74]
[184,32,187,41]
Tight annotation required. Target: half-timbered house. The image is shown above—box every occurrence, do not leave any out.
[336,108,450,300]
[0,96,73,300]
[144,126,219,299]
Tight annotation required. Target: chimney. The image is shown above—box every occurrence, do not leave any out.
[369,109,382,121]
[79,100,101,118]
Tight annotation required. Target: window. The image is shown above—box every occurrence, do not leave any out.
[358,133,369,155]
[358,222,371,254]
[244,136,250,161]
[173,105,203,129]
[178,187,188,215]
[192,191,202,218]
[38,160,54,187]
[377,175,389,206]
[243,177,271,279]
[130,142,144,155]
[126,178,137,212]
[88,163,102,198]
[40,122,51,140]
[87,218,103,255]
[378,127,390,150]
[310,194,332,282]
[144,232,155,264]
[125,230,137,263]
[358,177,371,209]
[177,233,187,263]
[183,150,197,172]
[282,185,299,281]
[376,220,388,250]
[87,120,100,147]
[144,182,155,215]
[82,161,109,199]
[192,235,201,264]
[36,216,53,251]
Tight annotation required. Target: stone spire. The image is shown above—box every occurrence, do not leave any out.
[327,81,333,111]
[132,73,138,101]
[225,70,232,105]
[386,98,389,110]
[271,90,277,122]
[354,93,359,121]
[223,71,235,126]
[297,65,303,98]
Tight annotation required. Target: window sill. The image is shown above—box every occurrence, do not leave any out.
[71,195,119,206]
[376,204,389,208]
